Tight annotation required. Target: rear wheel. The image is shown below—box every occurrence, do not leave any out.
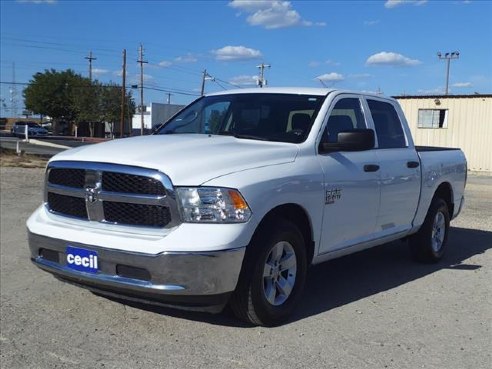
[230,219,307,326]
[409,197,450,263]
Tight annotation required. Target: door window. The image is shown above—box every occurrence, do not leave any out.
[367,100,407,149]
[321,98,366,143]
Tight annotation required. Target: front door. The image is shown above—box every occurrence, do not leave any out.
[317,96,380,254]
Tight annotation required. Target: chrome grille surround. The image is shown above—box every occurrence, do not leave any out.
[44,161,180,229]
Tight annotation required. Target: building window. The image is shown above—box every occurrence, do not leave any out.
[418,109,448,128]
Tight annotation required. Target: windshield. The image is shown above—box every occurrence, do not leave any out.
[154,93,324,143]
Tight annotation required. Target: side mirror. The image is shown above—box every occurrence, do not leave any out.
[319,129,375,153]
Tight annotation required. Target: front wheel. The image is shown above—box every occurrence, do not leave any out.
[409,197,450,263]
[230,219,307,326]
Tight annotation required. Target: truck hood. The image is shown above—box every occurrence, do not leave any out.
[50,134,299,185]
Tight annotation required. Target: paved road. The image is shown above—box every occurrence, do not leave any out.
[1,167,490,369]
[0,136,97,156]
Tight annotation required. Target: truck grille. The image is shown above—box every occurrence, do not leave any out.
[102,172,166,195]
[48,168,86,188]
[45,161,179,228]
[48,192,88,219]
[103,202,171,227]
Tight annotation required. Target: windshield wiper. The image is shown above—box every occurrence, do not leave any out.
[217,131,268,141]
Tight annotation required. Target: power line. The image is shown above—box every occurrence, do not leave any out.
[214,77,243,89]
[1,36,123,57]
[143,86,199,97]
[0,81,199,96]
[212,79,228,91]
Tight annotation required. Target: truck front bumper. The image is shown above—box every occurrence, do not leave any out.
[28,231,245,312]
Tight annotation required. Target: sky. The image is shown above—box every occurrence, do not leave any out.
[1,0,491,116]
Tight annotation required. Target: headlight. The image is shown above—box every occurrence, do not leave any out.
[176,187,252,223]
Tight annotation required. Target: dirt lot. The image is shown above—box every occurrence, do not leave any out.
[0,148,48,168]
[1,167,490,369]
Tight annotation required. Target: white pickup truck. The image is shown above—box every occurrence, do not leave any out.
[27,88,467,326]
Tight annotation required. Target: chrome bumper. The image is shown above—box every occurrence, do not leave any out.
[28,232,245,311]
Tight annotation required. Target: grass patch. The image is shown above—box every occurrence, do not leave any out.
[0,147,48,168]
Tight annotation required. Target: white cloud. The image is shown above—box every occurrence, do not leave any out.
[213,45,262,61]
[364,20,380,26]
[92,68,109,76]
[229,75,259,86]
[16,0,56,3]
[229,0,275,12]
[309,59,340,68]
[361,90,382,95]
[315,73,344,82]
[366,51,421,66]
[159,54,197,67]
[174,54,198,63]
[385,0,427,8]
[325,59,340,66]
[452,82,473,88]
[417,87,446,95]
[158,60,173,67]
[228,0,325,29]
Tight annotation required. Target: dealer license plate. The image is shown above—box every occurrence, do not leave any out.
[66,246,99,273]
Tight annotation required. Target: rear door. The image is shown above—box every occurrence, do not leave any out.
[364,98,421,237]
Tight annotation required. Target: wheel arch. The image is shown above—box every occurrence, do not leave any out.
[252,203,314,265]
[434,181,454,217]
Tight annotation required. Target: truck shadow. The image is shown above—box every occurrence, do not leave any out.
[106,226,491,327]
[294,226,491,323]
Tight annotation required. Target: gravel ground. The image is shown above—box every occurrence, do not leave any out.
[1,167,490,369]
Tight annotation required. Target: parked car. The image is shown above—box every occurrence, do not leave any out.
[11,121,48,138]
[40,121,53,132]
[27,88,467,326]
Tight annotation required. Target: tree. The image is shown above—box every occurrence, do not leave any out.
[23,69,86,124]
[23,69,136,137]
[99,83,136,136]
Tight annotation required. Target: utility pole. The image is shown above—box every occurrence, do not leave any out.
[200,69,213,96]
[10,62,18,117]
[166,93,172,104]
[256,63,271,88]
[120,49,126,138]
[85,51,97,81]
[437,51,459,95]
[138,44,148,135]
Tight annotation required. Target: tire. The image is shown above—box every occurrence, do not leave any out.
[230,219,307,326]
[409,197,450,263]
